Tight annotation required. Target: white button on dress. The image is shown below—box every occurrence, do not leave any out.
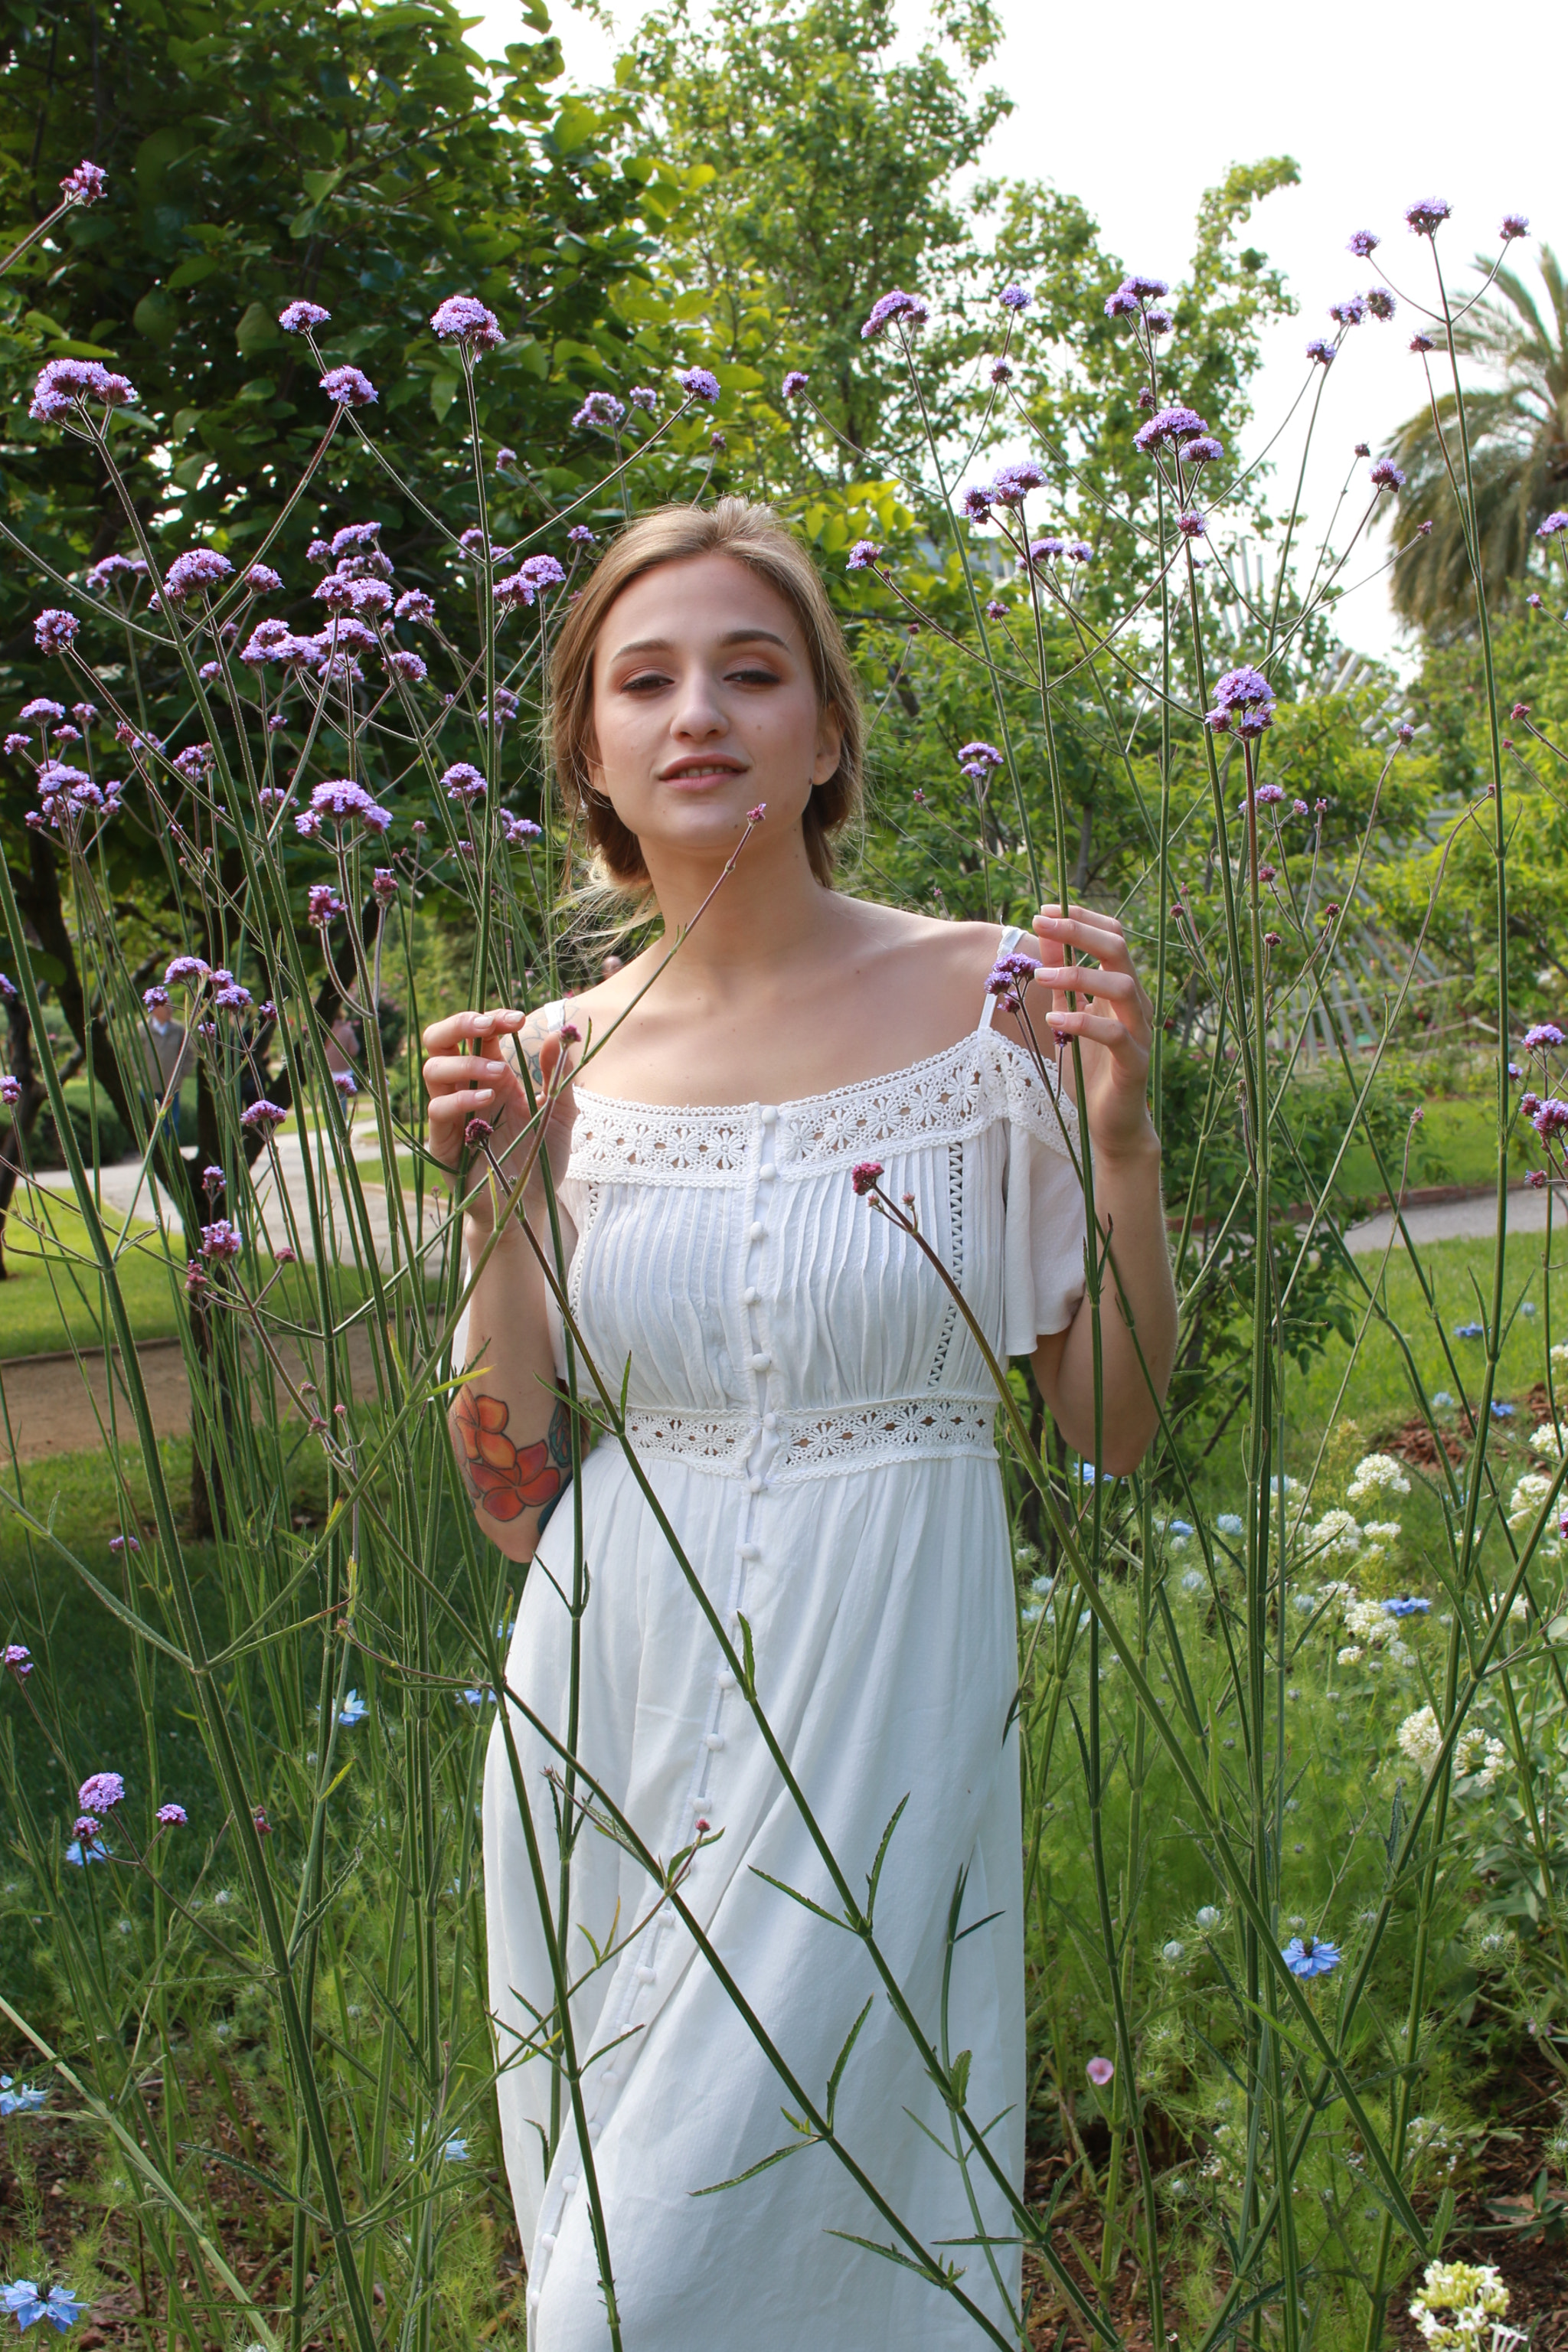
[482,939,1087,2350]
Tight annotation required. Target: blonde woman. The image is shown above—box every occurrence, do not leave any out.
[423,499,1175,2347]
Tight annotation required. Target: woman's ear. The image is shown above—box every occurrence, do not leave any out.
[813,704,844,786]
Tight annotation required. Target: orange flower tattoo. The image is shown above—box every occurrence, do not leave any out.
[454,1387,570,1525]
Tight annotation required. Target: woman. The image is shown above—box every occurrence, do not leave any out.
[423,498,1176,2347]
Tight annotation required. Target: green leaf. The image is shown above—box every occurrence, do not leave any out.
[430,372,462,423]
[301,168,345,206]
[235,302,283,358]
[132,289,180,347]
[166,255,217,289]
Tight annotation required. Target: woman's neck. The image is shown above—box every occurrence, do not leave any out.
[638,822,843,995]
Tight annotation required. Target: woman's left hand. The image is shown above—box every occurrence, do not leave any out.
[1030,903,1158,1165]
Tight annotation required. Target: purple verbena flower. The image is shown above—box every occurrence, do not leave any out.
[1255,782,1285,805]
[1347,230,1380,257]
[1500,212,1529,241]
[782,369,809,397]
[1370,459,1406,492]
[567,524,597,545]
[319,366,377,407]
[1178,511,1206,538]
[29,358,136,421]
[851,1159,884,1195]
[77,1771,125,1815]
[675,366,720,402]
[1364,287,1396,320]
[1522,1023,1564,1050]
[629,386,658,411]
[1,1074,19,1106]
[959,741,1004,767]
[1067,541,1093,564]
[846,540,881,570]
[1104,287,1140,319]
[21,699,65,723]
[573,390,626,432]
[200,1219,242,1259]
[164,956,211,987]
[999,283,1032,309]
[245,564,283,595]
[61,158,107,204]
[860,289,929,341]
[443,762,487,802]
[279,299,331,333]
[1134,404,1207,453]
[156,1802,188,1826]
[988,459,1045,505]
[241,1099,287,1133]
[1305,337,1336,366]
[1329,294,1366,327]
[34,609,80,655]
[1405,198,1452,236]
[1536,512,1568,539]
[1410,332,1436,354]
[394,590,436,625]
[989,358,1013,384]
[1144,306,1174,337]
[504,814,543,845]
[307,884,344,927]
[430,295,503,351]
[961,485,993,522]
[985,598,1007,619]
[387,648,427,683]
[1206,665,1276,737]
[1531,1098,1568,1139]
[165,548,233,600]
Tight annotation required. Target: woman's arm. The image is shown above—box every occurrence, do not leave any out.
[423,1004,577,1563]
[1018,905,1178,1476]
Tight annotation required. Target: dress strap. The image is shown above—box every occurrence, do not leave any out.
[976,926,1026,1032]
[538,998,567,1031]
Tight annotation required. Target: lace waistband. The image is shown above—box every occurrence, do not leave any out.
[610,1395,998,1485]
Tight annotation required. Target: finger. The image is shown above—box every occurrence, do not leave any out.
[1032,966,1138,1000]
[423,1055,515,1090]
[1034,911,1130,962]
[1036,903,1125,936]
[1047,1010,1145,1054]
[420,1007,529,1054]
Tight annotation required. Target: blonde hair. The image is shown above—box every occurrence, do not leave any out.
[548,498,864,890]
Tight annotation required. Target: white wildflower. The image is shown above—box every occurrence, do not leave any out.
[1347,1452,1411,1504]
[1528,1420,1564,1457]
[1311,1508,1363,1557]
[1408,2258,1508,2350]
[1337,1644,1365,1666]
[1455,1726,1507,1788]
[1397,1706,1442,1772]
[1508,1471,1552,1530]
[1363,1520,1403,1544]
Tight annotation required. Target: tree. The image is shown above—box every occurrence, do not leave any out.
[1383,247,1568,636]
[0,0,667,1282]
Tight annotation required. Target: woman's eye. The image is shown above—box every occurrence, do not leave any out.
[728,666,780,686]
[620,671,671,694]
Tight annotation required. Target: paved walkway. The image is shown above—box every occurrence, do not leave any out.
[1341,1179,1560,1256]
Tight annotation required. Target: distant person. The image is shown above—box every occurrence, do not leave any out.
[601,952,625,978]
[139,998,192,1140]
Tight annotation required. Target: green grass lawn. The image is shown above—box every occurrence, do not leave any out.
[1335,1093,1530,1200]
[2,1203,186,1357]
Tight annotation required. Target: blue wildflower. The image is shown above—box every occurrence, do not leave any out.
[1453,1321,1485,1340]
[64,1838,108,1867]
[338,1689,369,1727]
[459,1687,492,1708]
[443,2135,468,2162]
[1168,1519,1194,1539]
[1432,1390,1455,1407]
[1181,1569,1205,1593]
[1216,1512,1244,1535]
[2,2281,83,2331]
[1491,1402,1515,1419]
[1282,1936,1341,1978]
[0,2077,47,2118]
[1383,1596,1431,1618]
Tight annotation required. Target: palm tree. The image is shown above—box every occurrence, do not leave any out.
[1381,247,1568,635]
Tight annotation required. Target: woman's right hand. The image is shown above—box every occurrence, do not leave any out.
[421,1007,577,1231]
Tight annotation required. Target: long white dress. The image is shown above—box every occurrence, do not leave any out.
[482,930,1086,2348]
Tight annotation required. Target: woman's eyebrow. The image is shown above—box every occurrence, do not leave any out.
[609,628,793,658]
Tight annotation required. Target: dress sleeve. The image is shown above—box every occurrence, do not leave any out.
[998,1054,1087,1356]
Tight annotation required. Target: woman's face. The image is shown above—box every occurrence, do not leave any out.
[587,550,841,868]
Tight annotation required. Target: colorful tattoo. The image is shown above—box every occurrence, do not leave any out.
[454,1387,571,1527]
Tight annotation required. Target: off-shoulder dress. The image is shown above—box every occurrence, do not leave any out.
[481,925,1086,2347]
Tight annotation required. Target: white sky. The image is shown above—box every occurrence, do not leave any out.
[473,0,1554,669]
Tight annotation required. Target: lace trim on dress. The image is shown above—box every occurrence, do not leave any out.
[567,1031,1078,1187]
[616,1395,997,1482]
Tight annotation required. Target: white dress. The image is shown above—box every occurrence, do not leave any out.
[482,930,1086,2348]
